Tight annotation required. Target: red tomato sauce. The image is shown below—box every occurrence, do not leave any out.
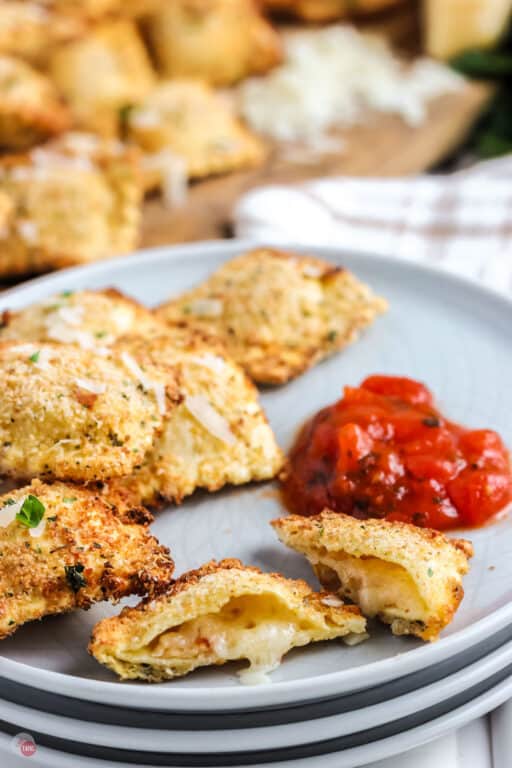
[282,375,512,530]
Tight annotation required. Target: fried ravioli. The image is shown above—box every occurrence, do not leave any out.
[0,3,83,64]
[89,558,367,682]
[262,0,404,21]
[49,21,156,136]
[0,480,174,639]
[103,331,284,507]
[0,341,177,482]
[127,80,265,182]
[0,135,142,277]
[0,288,163,348]
[156,248,388,385]
[272,511,473,641]
[144,0,282,86]
[0,55,70,151]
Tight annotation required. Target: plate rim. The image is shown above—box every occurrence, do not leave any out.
[1,637,512,753]
[0,238,511,711]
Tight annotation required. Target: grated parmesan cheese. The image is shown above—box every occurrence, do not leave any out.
[0,498,23,528]
[29,519,46,538]
[121,352,166,415]
[238,26,464,146]
[184,395,236,445]
[186,298,223,318]
[190,353,226,375]
[142,149,188,209]
[74,377,106,395]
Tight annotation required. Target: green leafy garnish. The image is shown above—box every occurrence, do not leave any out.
[65,563,87,592]
[16,495,45,529]
[118,104,134,135]
[28,351,40,363]
[61,290,74,298]
[427,567,434,578]
[63,497,77,504]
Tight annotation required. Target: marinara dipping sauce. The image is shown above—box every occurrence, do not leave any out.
[283,375,512,530]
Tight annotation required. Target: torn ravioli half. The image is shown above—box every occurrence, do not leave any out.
[89,558,367,683]
[272,511,473,642]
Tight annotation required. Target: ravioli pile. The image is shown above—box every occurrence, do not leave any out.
[0,247,474,684]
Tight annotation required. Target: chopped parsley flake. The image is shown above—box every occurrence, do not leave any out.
[65,563,87,592]
[28,351,40,363]
[427,567,434,577]
[61,290,74,298]
[326,330,338,342]
[16,495,45,529]
[63,497,77,504]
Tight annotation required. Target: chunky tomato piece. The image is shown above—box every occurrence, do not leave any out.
[283,375,512,530]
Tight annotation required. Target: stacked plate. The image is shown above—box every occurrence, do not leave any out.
[1,241,512,768]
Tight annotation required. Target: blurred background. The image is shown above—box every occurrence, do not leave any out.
[0,0,510,281]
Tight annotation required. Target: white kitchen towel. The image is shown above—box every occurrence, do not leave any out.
[234,156,512,294]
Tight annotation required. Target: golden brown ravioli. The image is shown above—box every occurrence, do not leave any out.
[0,3,83,64]
[128,80,265,183]
[0,55,70,151]
[0,134,142,277]
[262,0,404,20]
[144,0,282,86]
[272,511,473,641]
[0,341,178,483]
[0,288,163,348]
[89,558,367,682]
[156,247,387,385]
[49,21,156,136]
[0,480,174,640]
[103,331,284,507]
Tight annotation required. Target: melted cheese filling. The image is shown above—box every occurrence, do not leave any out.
[142,595,315,683]
[314,552,428,624]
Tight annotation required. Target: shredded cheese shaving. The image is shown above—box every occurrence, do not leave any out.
[121,352,166,416]
[187,298,224,318]
[185,395,236,445]
[0,498,24,528]
[190,354,226,375]
[74,377,106,395]
[29,519,46,539]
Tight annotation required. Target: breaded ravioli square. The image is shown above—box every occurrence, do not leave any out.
[0,288,164,349]
[0,480,174,639]
[156,248,388,385]
[49,21,156,136]
[0,135,142,277]
[0,3,83,64]
[272,511,473,641]
[103,331,284,508]
[144,0,282,86]
[0,341,178,483]
[0,55,70,151]
[127,80,265,182]
[89,558,366,682]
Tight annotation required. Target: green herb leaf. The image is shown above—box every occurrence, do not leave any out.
[63,497,77,504]
[65,563,87,592]
[28,351,40,363]
[16,495,45,529]
[427,567,434,577]
[451,50,512,77]
[60,290,74,298]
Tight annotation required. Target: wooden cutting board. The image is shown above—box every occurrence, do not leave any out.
[140,7,492,247]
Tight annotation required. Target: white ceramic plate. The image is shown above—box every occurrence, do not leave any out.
[0,241,511,712]
[2,672,512,768]
[1,638,511,755]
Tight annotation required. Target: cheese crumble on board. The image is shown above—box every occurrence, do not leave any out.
[238,25,464,146]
